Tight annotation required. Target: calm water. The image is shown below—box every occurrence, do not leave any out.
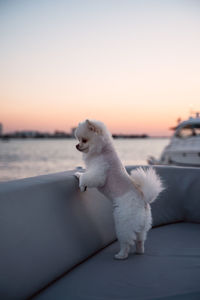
[0,138,169,182]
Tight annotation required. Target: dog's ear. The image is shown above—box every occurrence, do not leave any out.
[86,120,102,134]
[86,120,97,132]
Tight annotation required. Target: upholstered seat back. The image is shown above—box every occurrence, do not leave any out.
[0,166,200,299]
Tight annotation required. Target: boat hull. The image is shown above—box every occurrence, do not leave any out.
[160,150,200,167]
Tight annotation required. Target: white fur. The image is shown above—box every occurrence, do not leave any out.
[75,120,164,259]
[130,167,164,204]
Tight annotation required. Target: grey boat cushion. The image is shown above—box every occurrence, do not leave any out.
[149,166,185,226]
[127,166,200,226]
[34,223,200,300]
[33,223,200,300]
[152,166,200,225]
[0,171,115,300]
[1,166,200,299]
[181,170,200,223]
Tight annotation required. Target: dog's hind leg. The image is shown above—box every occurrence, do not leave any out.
[136,240,144,254]
[136,231,146,254]
[114,243,130,260]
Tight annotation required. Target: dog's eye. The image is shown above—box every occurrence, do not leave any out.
[82,138,88,143]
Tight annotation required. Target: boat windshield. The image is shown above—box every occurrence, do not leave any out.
[175,124,200,138]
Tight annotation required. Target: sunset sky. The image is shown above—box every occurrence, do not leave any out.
[1,0,200,136]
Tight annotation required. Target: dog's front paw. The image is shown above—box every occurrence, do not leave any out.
[75,172,82,179]
[80,185,87,192]
[75,172,87,192]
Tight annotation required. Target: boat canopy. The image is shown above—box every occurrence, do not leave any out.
[175,122,200,138]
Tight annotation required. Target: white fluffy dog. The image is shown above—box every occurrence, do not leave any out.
[75,119,164,259]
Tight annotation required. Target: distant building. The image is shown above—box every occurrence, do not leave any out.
[14,130,38,138]
[0,123,3,136]
[71,127,76,137]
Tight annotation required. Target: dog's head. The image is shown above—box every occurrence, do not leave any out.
[75,119,111,155]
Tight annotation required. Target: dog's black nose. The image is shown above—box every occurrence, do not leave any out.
[76,144,79,150]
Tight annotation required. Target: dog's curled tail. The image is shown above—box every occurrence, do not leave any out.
[130,167,164,203]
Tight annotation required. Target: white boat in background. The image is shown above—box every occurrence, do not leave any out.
[148,112,200,167]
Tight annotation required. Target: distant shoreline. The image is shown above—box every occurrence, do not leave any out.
[0,134,170,141]
[0,134,149,140]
